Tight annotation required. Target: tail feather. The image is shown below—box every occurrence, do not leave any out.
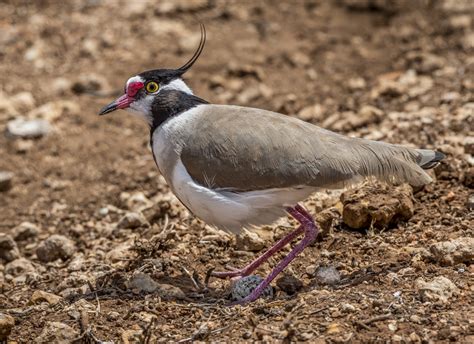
[416,149,445,169]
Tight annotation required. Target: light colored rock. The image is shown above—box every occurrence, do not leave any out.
[127,272,159,293]
[154,0,209,14]
[0,313,15,341]
[10,92,35,112]
[430,237,474,266]
[126,273,186,299]
[6,118,51,138]
[106,239,137,266]
[314,266,341,286]
[28,100,80,122]
[30,290,62,305]
[0,171,14,192]
[297,104,325,122]
[12,222,40,241]
[36,234,76,262]
[121,191,154,212]
[35,321,79,343]
[71,73,109,94]
[0,234,20,262]
[4,258,35,276]
[416,276,459,303]
[116,212,149,229]
[235,230,266,252]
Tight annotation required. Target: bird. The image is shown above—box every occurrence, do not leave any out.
[99,25,445,305]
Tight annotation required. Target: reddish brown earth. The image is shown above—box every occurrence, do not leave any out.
[0,0,473,343]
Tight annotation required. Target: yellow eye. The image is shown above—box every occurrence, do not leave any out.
[145,81,159,93]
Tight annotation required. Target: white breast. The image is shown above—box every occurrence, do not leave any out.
[151,105,317,234]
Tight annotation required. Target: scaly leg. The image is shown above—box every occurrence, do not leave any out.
[211,224,304,279]
[230,204,318,305]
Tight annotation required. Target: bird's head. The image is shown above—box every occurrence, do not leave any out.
[98,24,206,125]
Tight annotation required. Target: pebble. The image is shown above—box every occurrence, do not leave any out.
[231,275,273,301]
[6,118,51,139]
[36,234,76,262]
[0,313,15,341]
[30,290,62,305]
[120,191,153,212]
[235,230,266,252]
[0,234,20,262]
[35,322,79,343]
[0,171,14,192]
[10,92,35,112]
[71,73,109,94]
[464,137,474,155]
[116,212,149,229]
[126,272,160,293]
[4,258,36,276]
[28,100,80,122]
[11,222,40,241]
[276,274,303,295]
[467,195,474,210]
[314,266,341,286]
[430,237,473,266]
[416,276,459,303]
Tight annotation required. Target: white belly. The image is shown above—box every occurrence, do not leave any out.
[169,159,316,234]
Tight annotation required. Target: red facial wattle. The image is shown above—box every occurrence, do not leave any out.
[98,81,144,115]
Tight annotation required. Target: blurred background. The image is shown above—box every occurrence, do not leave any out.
[0,0,473,342]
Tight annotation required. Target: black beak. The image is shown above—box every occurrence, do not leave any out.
[98,94,132,115]
[98,101,118,116]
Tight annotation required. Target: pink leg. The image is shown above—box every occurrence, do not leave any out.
[230,204,318,306]
[212,224,304,279]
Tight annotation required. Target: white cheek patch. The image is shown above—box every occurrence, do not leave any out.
[127,94,154,125]
[160,79,193,95]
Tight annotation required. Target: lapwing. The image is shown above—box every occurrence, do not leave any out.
[99,25,445,305]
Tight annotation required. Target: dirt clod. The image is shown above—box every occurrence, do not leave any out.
[0,313,15,341]
[341,184,414,229]
[35,322,79,344]
[430,237,474,266]
[416,276,459,303]
[0,234,20,262]
[276,274,304,295]
[313,266,341,286]
[0,171,14,192]
[36,234,76,263]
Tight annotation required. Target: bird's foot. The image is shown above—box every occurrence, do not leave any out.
[211,266,249,279]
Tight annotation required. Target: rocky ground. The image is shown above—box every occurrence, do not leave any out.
[0,0,473,343]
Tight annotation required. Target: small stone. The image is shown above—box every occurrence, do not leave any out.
[410,314,422,324]
[231,275,273,301]
[71,73,109,94]
[297,104,325,122]
[314,266,341,286]
[122,326,143,344]
[121,191,154,212]
[51,77,72,96]
[0,171,14,192]
[116,212,149,229]
[326,322,341,334]
[430,237,473,266]
[10,92,35,112]
[12,222,40,241]
[0,313,15,341]
[348,77,366,90]
[35,322,79,343]
[235,230,266,252]
[409,332,421,343]
[467,195,474,210]
[36,234,76,262]
[6,118,51,139]
[464,137,474,155]
[155,283,186,300]
[126,272,159,293]
[0,234,20,262]
[4,258,35,276]
[416,276,459,303]
[276,274,303,295]
[30,290,62,305]
[28,100,80,122]
[341,303,356,312]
